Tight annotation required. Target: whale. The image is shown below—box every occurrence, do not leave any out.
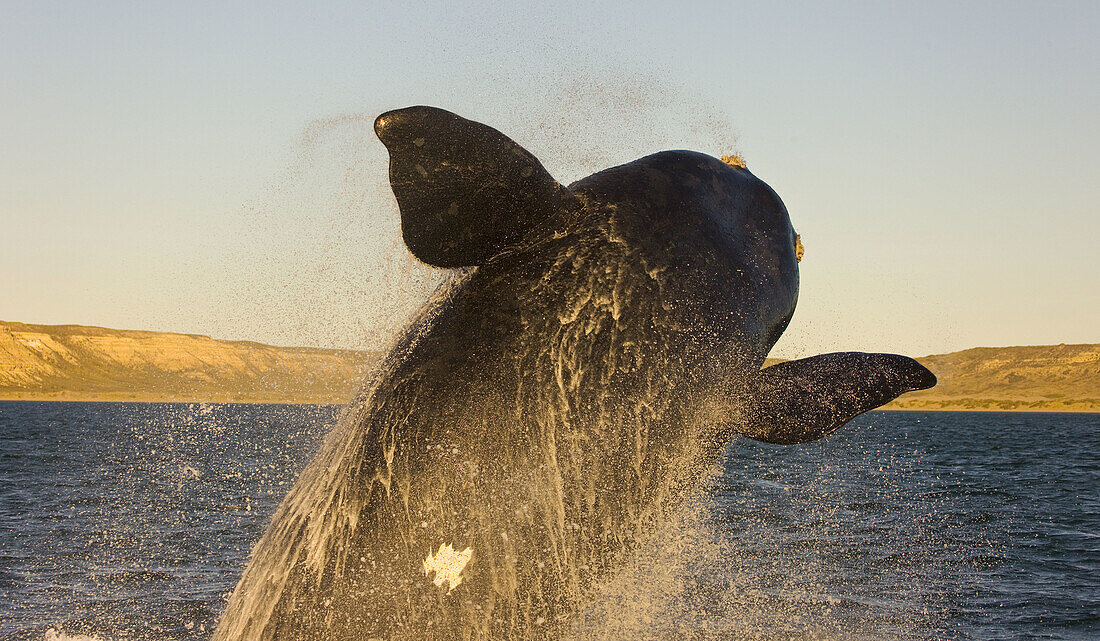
[213,106,936,641]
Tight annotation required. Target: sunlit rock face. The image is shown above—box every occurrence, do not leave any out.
[214,107,932,641]
[0,320,378,403]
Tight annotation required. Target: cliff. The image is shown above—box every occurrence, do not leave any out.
[0,321,379,403]
[885,343,1099,411]
[1,321,1096,409]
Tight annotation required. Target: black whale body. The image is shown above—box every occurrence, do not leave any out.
[214,106,935,640]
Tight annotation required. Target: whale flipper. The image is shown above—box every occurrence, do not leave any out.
[375,105,579,268]
[740,352,936,445]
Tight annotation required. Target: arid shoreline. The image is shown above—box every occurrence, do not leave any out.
[3,321,1096,411]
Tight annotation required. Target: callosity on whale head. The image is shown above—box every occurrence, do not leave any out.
[213,106,935,641]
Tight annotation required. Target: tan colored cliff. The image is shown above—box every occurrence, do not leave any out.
[0,321,379,403]
[883,343,1099,411]
[1,321,1096,409]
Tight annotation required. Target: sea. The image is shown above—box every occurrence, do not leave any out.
[0,401,1096,640]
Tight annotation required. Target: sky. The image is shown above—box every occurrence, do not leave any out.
[1,1,1097,358]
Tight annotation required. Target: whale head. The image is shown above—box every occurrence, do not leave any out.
[566,148,801,350]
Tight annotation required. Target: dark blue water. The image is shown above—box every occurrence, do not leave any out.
[0,402,1096,640]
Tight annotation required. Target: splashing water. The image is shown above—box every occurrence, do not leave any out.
[44,629,105,641]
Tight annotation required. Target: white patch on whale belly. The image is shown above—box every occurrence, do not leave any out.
[423,543,473,593]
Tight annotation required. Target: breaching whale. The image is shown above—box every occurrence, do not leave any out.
[213,106,936,640]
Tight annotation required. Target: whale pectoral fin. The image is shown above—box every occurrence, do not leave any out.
[739,352,936,445]
[374,106,579,268]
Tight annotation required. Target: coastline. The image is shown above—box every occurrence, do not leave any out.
[0,392,353,405]
[2,395,1096,413]
[4,321,1096,413]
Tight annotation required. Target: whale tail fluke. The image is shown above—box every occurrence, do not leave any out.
[739,352,936,445]
[375,105,579,268]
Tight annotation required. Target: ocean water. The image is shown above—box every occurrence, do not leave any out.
[0,401,1095,640]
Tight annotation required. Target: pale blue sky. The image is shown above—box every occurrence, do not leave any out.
[2,1,1097,357]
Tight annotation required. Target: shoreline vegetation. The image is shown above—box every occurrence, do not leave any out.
[2,321,1097,411]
